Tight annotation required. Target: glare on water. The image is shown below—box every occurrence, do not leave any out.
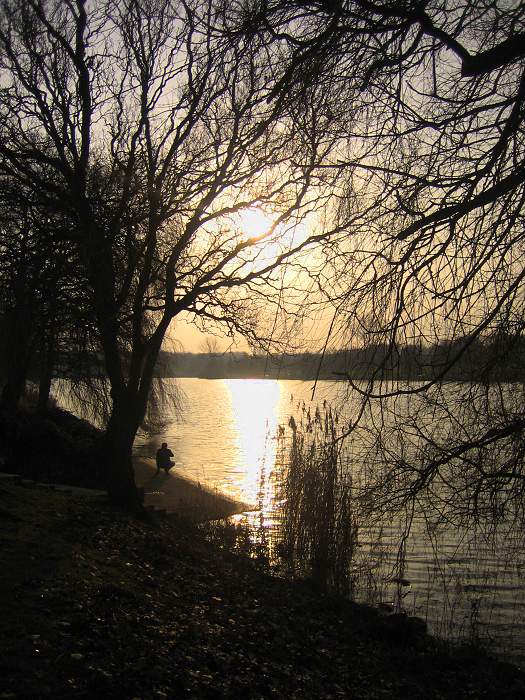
[133,377,313,503]
[224,378,281,504]
[133,378,525,665]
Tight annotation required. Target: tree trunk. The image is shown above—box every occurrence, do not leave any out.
[0,377,26,414]
[0,306,33,413]
[37,304,58,413]
[37,369,52,413]
[37,338,55,412]
[103,401,144,513]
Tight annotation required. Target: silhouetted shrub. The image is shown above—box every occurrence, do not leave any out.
[1,403,105,488]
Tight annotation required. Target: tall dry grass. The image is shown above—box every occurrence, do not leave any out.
[274,403,358,595]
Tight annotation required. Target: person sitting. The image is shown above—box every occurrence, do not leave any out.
[155,442,175,475]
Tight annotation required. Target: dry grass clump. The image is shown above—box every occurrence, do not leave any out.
[274,404,358,595]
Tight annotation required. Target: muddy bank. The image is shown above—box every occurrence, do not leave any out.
[133,457,252,521]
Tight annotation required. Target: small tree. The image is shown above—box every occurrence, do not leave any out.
[0,184,76,412]
[0,212,38,412]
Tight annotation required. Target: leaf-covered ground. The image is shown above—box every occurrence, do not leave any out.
[1,479,524,699]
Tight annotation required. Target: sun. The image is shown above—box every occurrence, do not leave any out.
[238,207,275,240]
[236,206,311,262]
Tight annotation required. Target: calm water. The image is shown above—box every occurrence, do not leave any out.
[132,378,525,666]
[134,378,337,501]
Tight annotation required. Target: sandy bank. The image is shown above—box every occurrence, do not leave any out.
[133,457,253,521]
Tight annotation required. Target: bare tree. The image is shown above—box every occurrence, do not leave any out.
[200,337,220,355]
[0,0,338,509]
[255,1,525,524]
[0,209,39,412]
[0,177,80,412]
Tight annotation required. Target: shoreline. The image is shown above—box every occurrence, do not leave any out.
[133,456,253,522]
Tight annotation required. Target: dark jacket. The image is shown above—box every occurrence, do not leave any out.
[156,446,174,469]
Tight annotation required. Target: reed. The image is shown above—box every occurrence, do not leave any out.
[273,404,358,595]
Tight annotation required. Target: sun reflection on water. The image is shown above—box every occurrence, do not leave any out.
[224,378,282,505]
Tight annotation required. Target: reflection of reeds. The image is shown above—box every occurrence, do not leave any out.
[274,405,358,596]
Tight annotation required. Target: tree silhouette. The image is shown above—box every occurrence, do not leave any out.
[0,176,81,412]
[0,0,338,509]
[258,1,525,523]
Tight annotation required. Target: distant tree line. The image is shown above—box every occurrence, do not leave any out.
[126,335,525,381]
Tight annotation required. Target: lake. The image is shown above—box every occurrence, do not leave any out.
[128,378,525,665]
